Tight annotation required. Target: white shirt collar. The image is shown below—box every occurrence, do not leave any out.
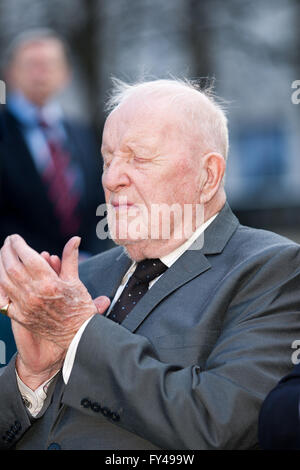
[123,212,219,284]
[7,90,63,127]
[161,212,219,268]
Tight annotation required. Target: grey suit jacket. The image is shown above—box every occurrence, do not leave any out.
[1,203,300,450]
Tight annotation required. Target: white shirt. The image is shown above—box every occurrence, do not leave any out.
[17,212,218,416]
[7,91,66,174]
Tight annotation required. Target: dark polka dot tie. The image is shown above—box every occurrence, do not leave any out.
[108,259,168,324]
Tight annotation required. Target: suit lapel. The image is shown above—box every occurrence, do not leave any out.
[102,250,133,302]
[122,203,239,332]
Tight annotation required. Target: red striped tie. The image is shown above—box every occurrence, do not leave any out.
[39,119,81,237]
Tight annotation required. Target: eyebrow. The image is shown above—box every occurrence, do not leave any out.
[126,140,155,155]
[101,137,156,159]
[101,144,113,156]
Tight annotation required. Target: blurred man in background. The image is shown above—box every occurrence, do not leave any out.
[0,29,111,366]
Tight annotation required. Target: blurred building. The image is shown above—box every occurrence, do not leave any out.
[214,2,300,241]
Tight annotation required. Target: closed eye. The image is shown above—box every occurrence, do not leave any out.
[134,155,152,164]
[102,155,111,169]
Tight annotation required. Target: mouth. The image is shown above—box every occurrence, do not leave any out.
[111,200,135,209]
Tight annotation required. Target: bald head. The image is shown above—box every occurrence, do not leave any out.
[106,78,229,163]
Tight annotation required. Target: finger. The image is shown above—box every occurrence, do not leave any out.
[50,255,61,275]
[60,237,81,281]
[0,269,18,321]
[0,248,16,300]
[93,295,111,314]
[0,251,26,320]
[41,252,61,275]
[0,283,9,307]
[41,251,51,262]
[1,237,27,285]
[9,234,56,280]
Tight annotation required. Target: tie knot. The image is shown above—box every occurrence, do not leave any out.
[38,116,49,129]
[133,259,167,284]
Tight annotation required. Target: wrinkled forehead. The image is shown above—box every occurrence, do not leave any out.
[102,93,188,152]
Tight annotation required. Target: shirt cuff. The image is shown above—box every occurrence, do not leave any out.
[62,315,95,385]
[16,369,59,417]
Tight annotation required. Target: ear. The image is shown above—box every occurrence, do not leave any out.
[199,152,226,204]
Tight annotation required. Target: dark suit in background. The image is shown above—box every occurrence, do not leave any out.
[258,362,300,449]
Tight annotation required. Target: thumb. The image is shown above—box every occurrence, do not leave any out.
[60,236,81,281]
[93,296,111,315]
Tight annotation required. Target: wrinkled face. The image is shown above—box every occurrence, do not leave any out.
[8,39,69,106]
[101,96,205,260]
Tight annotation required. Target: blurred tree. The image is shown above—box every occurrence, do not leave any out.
[186,0,213,80]
[66,0,105,126]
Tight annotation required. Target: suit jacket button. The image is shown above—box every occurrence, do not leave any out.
[111,412,120,422]
[47,443,61,450]
[101,406,110,417]
[80,398,91,408]
[13,421,21,433]
[91,402,101,412]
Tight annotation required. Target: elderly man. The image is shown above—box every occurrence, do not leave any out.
[0,78,299,450]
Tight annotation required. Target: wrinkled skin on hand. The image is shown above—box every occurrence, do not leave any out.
[0,235,98,349]
[0,235,110,388]
[13,274,97,348]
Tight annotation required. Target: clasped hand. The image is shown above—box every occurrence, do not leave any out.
[0,235,110,388]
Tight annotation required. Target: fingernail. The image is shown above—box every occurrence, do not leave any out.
[75,237,81,249]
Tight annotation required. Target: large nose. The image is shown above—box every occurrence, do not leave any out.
[102,157,131,193]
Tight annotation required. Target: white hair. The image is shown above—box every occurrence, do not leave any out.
[105,77,229,162]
